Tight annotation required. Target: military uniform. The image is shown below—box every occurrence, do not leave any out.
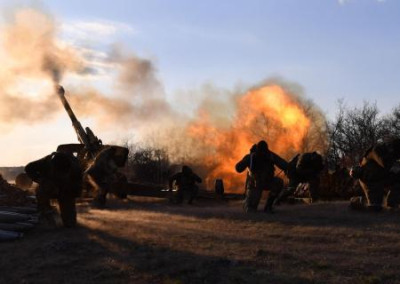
[236,141,287,213]
[351,138,400,211]
[85,146,129,208]
[276,152,324,204]
[25,152,82,227]
[169,166,202,204]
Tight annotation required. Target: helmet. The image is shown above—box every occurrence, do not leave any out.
[182,165,193,175]
[257,140,269,153]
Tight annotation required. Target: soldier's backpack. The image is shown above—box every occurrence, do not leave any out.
[249,151,275,187]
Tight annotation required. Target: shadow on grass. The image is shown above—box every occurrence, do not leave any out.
[0,223,313,284]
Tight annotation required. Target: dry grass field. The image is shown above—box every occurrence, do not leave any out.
[1,197,400,284]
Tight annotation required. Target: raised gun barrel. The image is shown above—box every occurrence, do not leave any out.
[56,86,102,158]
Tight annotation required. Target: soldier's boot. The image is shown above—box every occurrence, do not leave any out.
[266,178,284,212]
[359,169,385,212]
[386,185,400,210]
[243,187,263,213]
[174,189,184,205]
[243,202,257,213]
[59,197,77,227]
[187,189,194,204]
[365,185,384,213]
[36,192,59,227]
[42,209,58,227]
[168,190,175,204]
[349,196,367,211]
[264,196,276,213]
[308,179,320,203]
[188,186,199,204]
[38,205,63,228]
[349,196,383,212]
[274,187,295,206]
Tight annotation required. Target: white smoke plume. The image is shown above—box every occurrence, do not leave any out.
[0,7,172,132]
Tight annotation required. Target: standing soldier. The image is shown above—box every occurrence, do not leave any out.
[350,137,400,211]
[25,152,82,227]
[235,140,288,213]
[275,152,324,204]
[169,165,202,204]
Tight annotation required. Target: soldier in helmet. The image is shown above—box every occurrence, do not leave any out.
[85,146,129,208]
[169,165,202,204]
[25,152,82,227]
[235,140,288,213]
[275,151,324,204]
[350,137,400,211]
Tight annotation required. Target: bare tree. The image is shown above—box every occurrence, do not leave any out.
[381,104,400,137]
[327,101,392,167]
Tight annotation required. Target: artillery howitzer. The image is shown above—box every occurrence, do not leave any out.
[55,86,129,199]
[55,86,175,200]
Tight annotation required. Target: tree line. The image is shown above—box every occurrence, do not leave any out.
[122,101,400,198]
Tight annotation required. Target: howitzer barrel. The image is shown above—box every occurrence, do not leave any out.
[56,86,90,147]
[57,86,79,125]
[56,86,101,157]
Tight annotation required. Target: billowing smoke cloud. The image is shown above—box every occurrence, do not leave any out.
[67,87,173,129]
[0,8,80,129]
[63,48,175,130]
[0,8,82,79]
[0,7,172,131]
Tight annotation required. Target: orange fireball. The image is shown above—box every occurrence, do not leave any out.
[187,85,312,192]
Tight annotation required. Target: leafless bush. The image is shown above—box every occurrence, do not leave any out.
[327,101,389,167]
[123,141,171,184]
[382,105,400,137]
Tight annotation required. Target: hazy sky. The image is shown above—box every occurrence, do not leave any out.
[0,0,399,166]
[40,0,399,112]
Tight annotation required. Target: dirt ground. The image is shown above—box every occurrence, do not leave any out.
[1,197,400,284]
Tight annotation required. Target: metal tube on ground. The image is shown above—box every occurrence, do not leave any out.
[0,229,23,242]
[0,222,35,232]
[0,211,32,223]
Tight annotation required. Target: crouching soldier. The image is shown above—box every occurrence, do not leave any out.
[275,152,324,204]
[25,152,82,227]
[236,140,288,213]
[85,146,129,208]
[350,137,400,212]
[169,166,202,204]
